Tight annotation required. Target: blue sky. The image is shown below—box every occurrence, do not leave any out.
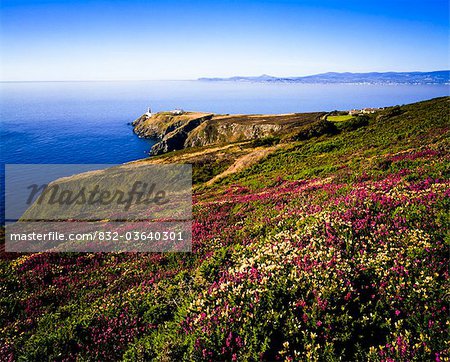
[0,0,448,81]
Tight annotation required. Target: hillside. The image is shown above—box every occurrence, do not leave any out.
[1,97,449,361]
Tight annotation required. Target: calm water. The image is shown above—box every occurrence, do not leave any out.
[1,81,448,166]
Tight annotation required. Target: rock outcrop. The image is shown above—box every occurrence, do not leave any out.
[132,111,325,155]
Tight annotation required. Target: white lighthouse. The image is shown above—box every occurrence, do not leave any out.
[145,107,153,117]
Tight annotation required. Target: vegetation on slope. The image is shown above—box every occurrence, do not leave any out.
[1,97,449,361]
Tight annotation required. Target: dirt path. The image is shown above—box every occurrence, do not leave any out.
[206,144,284,185]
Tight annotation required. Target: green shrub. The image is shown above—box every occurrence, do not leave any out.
[376,105,404,121]
[293,119,339,141]
[339,115,370,131]
[251,136,281,147]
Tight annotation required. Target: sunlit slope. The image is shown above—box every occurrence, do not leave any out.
[1,97,448,361]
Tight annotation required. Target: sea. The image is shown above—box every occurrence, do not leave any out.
[0,81,448,220]
[1,80,448,166]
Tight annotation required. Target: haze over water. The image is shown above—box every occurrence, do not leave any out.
[1,80,448,165]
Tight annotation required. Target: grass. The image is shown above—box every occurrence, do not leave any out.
[1,97,449,361]
[327,114,354,122]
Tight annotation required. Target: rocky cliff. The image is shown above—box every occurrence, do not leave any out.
[132,111,325,155]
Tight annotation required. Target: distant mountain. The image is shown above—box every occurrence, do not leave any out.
[198,70,450,84]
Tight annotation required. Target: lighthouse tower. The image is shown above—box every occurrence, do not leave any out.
[145,107,153,117]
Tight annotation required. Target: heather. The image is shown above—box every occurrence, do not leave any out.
[1,97,449,361]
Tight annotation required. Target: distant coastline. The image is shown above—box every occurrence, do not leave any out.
[198,70,450,85]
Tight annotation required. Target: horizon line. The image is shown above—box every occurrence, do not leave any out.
[1,69,449,83]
